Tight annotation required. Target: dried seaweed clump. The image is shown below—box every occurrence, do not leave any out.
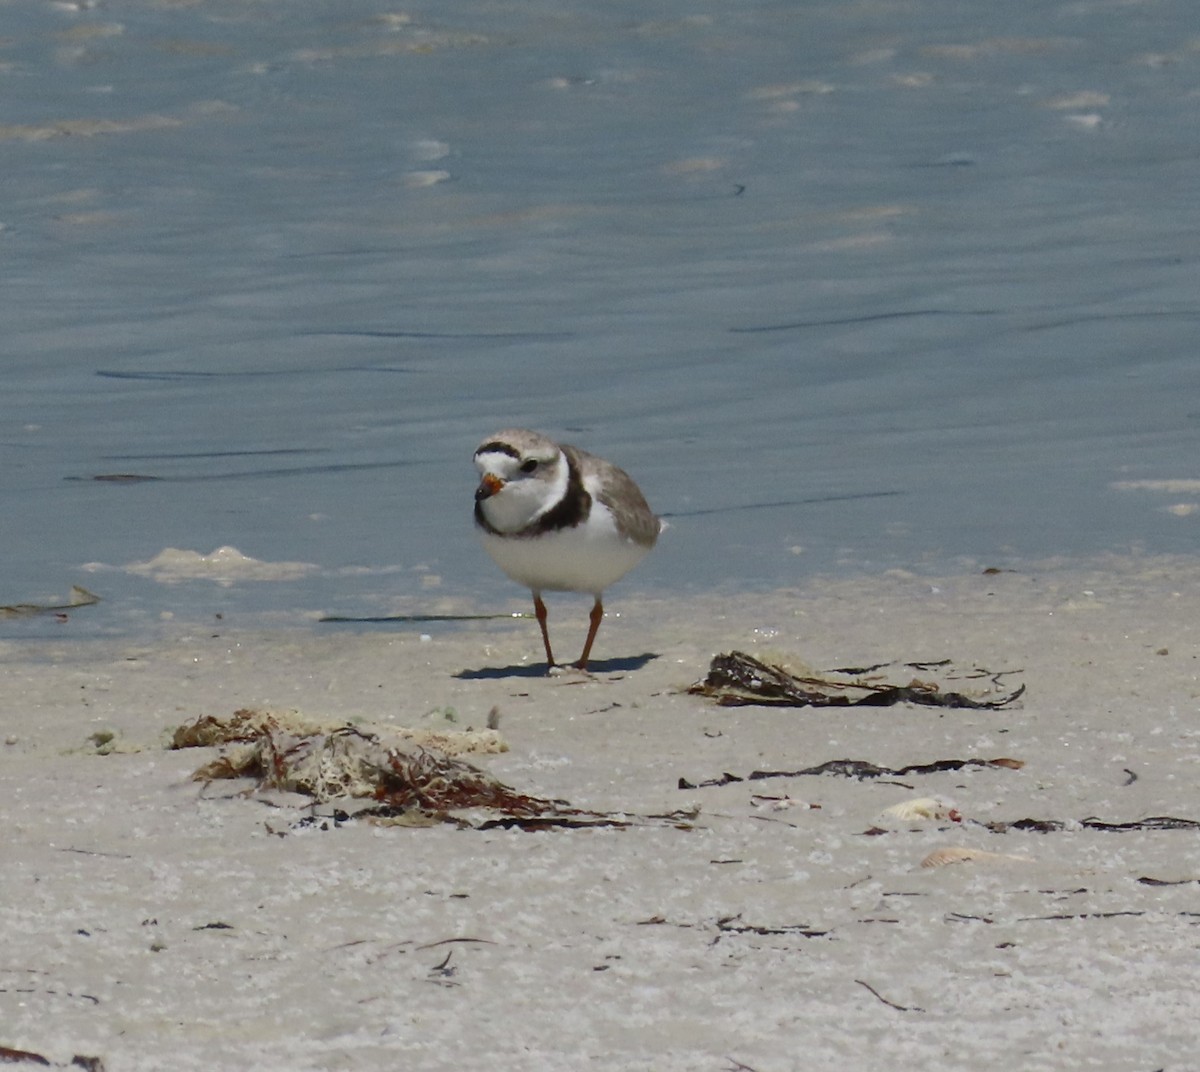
[690,651,1025,709]
[172,710,649,830]
[172,707,507,756]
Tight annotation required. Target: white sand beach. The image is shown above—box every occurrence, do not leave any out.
[3,556,1199,1070]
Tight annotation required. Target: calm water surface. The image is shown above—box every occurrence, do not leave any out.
[3,0,1198,636]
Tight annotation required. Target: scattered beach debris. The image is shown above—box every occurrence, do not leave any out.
[82,729,141,756]
[0,585,100,619]
[172,709,693,831]
[714,913,828,939]
[1137,875,1200,886]
[1015,910,1153,923]
[877,796,962,824]
[984,815,1200,834]
[689,651,1025,709]
[678,755,1023,790]
[634,913,828,941]
[425,949,460,987]
[920,846,1033,868]
[750,793,820,812]
[854,978,924,1014]
[0,1046,104,1070]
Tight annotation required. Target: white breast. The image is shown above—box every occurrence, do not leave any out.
[477,500,652,595]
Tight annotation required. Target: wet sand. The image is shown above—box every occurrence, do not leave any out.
[3,555,1199,1070]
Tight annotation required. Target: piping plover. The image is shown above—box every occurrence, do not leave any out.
[473,428,660,671]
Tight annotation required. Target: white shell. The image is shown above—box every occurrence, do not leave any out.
[920,846,1033,869]
[877,796,961,823]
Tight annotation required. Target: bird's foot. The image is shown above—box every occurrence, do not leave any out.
[545,661,594,678]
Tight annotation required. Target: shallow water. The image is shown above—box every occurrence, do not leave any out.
[3,0,1198,635]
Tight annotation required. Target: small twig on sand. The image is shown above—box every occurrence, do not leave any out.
[855,978,924,1013]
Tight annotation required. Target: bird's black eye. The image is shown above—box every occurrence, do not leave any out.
[520,459,539,474]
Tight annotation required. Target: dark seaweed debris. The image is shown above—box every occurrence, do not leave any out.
[689,651,1025,709]
[0,1048,104,1070]
[679,756,1023,790]
[986,815,1200,834]
[0,585,100,619]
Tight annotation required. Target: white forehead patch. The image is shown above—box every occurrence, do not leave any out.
[475,448,521,477]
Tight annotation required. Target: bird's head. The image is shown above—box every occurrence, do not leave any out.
[473,429,567,533]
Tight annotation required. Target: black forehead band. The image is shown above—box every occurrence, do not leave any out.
[475,441,521,459]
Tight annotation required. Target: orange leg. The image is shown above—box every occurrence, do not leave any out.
[532,593,556,668]
[575,597,604,670]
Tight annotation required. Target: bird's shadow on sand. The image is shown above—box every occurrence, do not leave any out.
[454,652,660,680]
